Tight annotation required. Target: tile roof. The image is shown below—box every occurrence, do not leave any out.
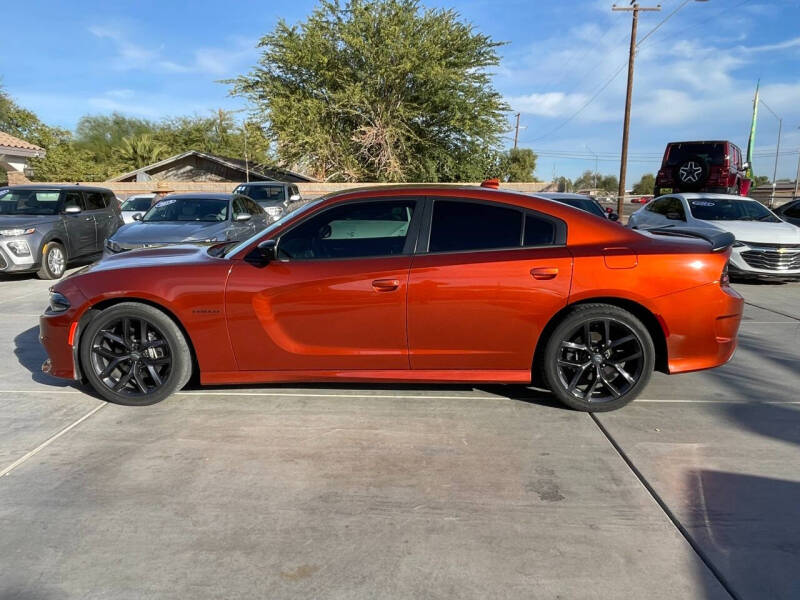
[0,131,45,153]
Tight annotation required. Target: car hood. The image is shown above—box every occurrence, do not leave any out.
[702,220,800,244]
[0,214,60,229]
[111,221,225,244]
[78,244,219,274]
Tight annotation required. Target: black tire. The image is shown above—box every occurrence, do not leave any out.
[37,241,67,280]
[542,304,655,412]
[79,302,192,406]
[673,155,709,191]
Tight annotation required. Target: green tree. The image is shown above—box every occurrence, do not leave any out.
[499,148,537,182]
[573,170,598,191]
[116,134,169,170]
[75,113,155,164]
[752,175,770,187]
[554,176,571,192]
[632,173,655,195]
[231,0,509,182]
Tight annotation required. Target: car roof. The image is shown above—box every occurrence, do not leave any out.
[160,193,235,201]
[666,193,760,202]
[1,184,114,193]
[535,192,596,201]
[235,181,291,187]
[665,140,731,146]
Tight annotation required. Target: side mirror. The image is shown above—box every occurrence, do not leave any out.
[289,194,301,202]
[63,205,82,214]
[742,161,750,171]
[246,239,277,266]
[608,212,620,222]
[132,212,143,221]
[234,213,252,222]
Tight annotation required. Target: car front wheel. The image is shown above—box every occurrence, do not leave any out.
[79,302,192,405]
[37,241,67,280]
[543,304,655,412]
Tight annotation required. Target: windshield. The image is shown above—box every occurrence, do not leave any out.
[121,196,154,212]
[233,185,286,204]
[0,189,61,215]
[559,198,606,218]
[665,143,725,166]
[220,198,323,258]
[688,198,780,222]
[143,198,229,222]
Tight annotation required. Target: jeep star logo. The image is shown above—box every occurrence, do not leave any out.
[679,162,703,183]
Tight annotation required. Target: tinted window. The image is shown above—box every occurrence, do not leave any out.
[429,200,522,253]
[121,196,154,212]
[688,198,779,222]
[62,192,85,211]
[85,192,106,210]
[558,197,606,217]
[524,214,556,246]
[236,185,285,203]
[232,196,248,215]
[244,198,263,214]
[0,189,62,215]
[783,202,800,219]
[665,142,725,166]
[143,198,229,222]
[279,200,415,260]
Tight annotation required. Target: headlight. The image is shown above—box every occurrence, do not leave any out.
[0,228,35,236]
[203,237,219,243]
[105,239,123,253]
[265,206,284,216]
[7,240,31,256]
[48,291,71,313]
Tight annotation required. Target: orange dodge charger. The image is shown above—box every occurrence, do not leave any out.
[40,185,743,411]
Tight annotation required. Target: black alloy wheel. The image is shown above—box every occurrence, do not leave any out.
[543,304,655,412]
[80,303,191,405]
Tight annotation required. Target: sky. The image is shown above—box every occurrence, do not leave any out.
[2,0,799,183]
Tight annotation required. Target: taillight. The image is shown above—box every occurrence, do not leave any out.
[721,262,730,286]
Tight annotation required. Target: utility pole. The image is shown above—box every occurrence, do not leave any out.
[513,113,521,150]
[795,127,800,200]
[613,2,660,216]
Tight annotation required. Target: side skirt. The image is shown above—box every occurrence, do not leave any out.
[201,369,532,386]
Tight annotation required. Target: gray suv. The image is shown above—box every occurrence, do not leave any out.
[0,185,123,279]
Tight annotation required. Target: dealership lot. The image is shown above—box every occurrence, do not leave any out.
[0,273,798,599]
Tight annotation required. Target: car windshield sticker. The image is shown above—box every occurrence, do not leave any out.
[155,199,176,207]
[692,201,715,206]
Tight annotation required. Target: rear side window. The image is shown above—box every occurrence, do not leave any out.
[524,214,556,246]
[784,202,800,219]
[85,192,107,210]
[429,200,522,253]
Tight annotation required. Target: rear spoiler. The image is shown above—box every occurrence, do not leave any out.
[645,226,735,252]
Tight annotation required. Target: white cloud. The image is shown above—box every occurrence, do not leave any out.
[88,24,256,76]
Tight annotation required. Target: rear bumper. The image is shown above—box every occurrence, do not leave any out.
[653,282,744,374]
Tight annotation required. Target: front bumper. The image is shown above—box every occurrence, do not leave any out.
[39,286,90,381]
[729,244,800,280]
[0,237,38,272]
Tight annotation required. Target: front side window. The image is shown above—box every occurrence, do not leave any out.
[62,192,85,211]
[429,200,522,253]
[143,198,229,222]
[783,202,800,219]
[278,200,416,260]
[0,189,61,215]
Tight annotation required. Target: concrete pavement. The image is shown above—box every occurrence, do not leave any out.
[0,270,797,599]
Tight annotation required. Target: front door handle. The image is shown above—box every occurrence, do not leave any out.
[531,267,559,280]
[84,217,93,221]
[372,279,400,292]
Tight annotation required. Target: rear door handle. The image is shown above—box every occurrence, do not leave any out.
[372,279,400,292]
[531,267,559,280]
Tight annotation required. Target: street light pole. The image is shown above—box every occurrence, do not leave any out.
[586,144,598,189]
[613,2,661,217]
[760,99,783,208]
[794,126,800,200]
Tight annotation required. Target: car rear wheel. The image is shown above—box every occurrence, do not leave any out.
[543,304,655,412]
[79,303,192,405]
[37,242,67,280]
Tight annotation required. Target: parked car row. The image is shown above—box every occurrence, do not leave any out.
[0,181,303,279]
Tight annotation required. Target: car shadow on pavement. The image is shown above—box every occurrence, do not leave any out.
[14,325,77,388]
[184,381,563,409]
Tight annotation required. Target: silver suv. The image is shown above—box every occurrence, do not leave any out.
[232,182,302,222]
[0,185,123,279]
